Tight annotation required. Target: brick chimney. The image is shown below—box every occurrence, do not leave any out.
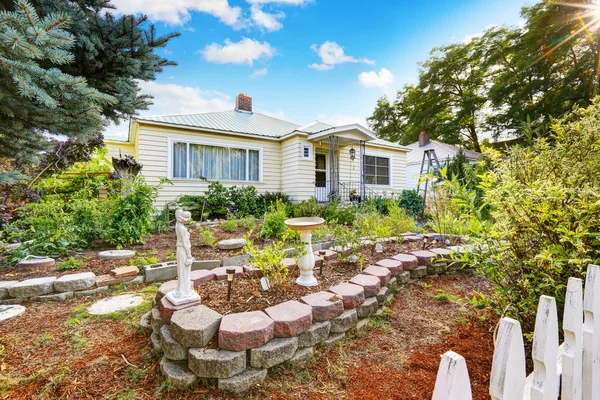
[418,130,430,147]
[235,93,252,113]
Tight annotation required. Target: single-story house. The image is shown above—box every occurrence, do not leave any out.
[105,94,410,208]
[405,131,481,190]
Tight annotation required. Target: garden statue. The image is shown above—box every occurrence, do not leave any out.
[165,209,200,305]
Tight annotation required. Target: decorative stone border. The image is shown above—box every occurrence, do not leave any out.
[147,238,470,394]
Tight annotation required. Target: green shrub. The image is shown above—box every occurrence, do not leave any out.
[57,257,84,271]
[105,177,164,247]
[222,219,238,233]
[130,256,159,267]
[258,191,291,212]
[386,201,417,235]
[398,189,425,218]
[198,228,216,246]
[469,100,600,336]
[323,201,357,225]
[243,236,289,288]
[234,186,261,217]
[294,197,324,218]
[261,200,289,239]
[204,180,231,218]
[238,216,257,231]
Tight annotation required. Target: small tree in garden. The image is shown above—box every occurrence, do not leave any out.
[467,99,600,337]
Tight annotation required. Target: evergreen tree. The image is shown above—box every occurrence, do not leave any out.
[0,0,178,180]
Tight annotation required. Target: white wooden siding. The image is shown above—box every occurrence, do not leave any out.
[280,136,315,202]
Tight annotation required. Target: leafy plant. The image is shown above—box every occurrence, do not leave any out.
[198,228,216,246]
[57,257,84,271]
[398,189,425,218]
[238,216,257,231]
[130,257,159,267]
[258,191,291,211]
[261,200,289,239]
[243,235,289,288]
[222,219,238,233]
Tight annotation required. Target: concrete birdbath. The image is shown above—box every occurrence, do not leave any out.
[285,217,325,287]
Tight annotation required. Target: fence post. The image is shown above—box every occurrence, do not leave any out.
[583,264,599,400]
[490,318,526,400]
[530,296,559,400]
[432,351,472,400]
[562,277,583,400]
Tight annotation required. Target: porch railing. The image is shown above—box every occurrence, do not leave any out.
[315,181,375,203]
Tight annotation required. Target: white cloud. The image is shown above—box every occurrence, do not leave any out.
[309,41,374,71]
[259,109,287,120]
[109,0,243,27]
[250,68,269,78]
[358,68,395,89]
[199,38,276,66]
[315,113,367,127]
[163,48,173,55]
[250,5,285,31]
[137,81,233,115]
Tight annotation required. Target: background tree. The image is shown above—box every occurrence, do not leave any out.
[368,40,487,152]
[0,0,178,179]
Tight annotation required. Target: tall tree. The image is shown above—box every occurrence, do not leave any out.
[368,40,488,152]
[0,0,178,177]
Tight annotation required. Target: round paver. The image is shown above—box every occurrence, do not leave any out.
[218,238,246,250]
[98,250,136,260]
[264,300,313,337]
[411,250,436,266]
[349,274,381,298]
[375,259,402,276]
[328,282,365,309]
[300,291,344,322]
[391,253,419,271]
[87,294,144,315]
[0,305,25,324]
[16,256,55,268]
[362,265,392,286]
[430,247,452,259]
[218,311,275,351]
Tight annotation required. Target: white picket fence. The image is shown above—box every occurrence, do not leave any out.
[432,264,600,400]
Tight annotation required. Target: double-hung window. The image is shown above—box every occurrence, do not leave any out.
[171,140,261,182]
[364,155,390,185]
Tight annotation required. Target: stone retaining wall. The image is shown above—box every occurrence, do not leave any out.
[148,240,469,394]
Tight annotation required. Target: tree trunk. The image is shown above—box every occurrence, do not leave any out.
[468,123,482,153]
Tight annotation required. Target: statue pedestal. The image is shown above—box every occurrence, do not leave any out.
[165,290,201,306]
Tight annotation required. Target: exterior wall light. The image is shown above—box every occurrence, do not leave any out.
[349,147,356,161]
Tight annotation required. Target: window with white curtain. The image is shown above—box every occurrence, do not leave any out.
[171,140,261,182]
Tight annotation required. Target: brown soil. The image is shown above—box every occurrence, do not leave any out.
[0,273,497,399]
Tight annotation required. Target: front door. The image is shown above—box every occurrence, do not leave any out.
[315,153,328,202]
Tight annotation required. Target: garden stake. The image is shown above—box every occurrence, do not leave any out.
[226,268,235,302]
[318,250,326,275]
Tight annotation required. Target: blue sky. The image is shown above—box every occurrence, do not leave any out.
[106,0,530,138]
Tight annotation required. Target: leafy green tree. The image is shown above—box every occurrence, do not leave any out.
[0,0,178,175]
[368,41,487,152]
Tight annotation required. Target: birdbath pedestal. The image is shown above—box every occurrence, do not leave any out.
[285,217,325,287]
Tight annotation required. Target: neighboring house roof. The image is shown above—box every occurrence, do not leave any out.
[406,140,481,165]
[133,110,408,151]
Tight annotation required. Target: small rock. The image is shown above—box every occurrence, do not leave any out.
[411,250,436,266]
[218,368,267,394]
[87,294,144,315]
[150,332,162,352]
[170,305,222,348]
[151,307,164,333]
[160,325,188,361]
[159,357,198,390]
[397,271,411,284]
[375,243,383,253]
[376,287,389,306]
[188,348,246,379]
[356,297,378,319]
[330,309,358,333]
[355,318,370,332]
[140,311,151,330]
[98,250,135,260]
[155,280,178,304]
[249,337,298,368]
[218,238,246,250]
[297,321,331,348]
[54,272,96,292]
[324,332,345,346]
[410,266,428,279]
[288,347,313,364]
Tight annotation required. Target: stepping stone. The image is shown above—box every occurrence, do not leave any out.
[218,311,274,351]
[170,305,222,348]
[212,266,244,281]
[159,357,198,390]
[0,304,25,324]
[330,309,358,333]
[155,280,178,304]
[297,321,331,348]
[160,325,187,361]
[0,281,17,300]
[249,337,298,368]
[313,249,337,261]
[392,254,419,271]
[53,272,96,292]
[188,348,246,379]
[98,250,135,260]
[411,250,436,265]
[95,274,135,287]
[300,291,344,322]
[430,247,452,259]
[9,277,56,298]
[87,294,144,315]
[159,296,201,323]
[348,274,381,298]
[375,259,402,277]
[218,367,267,394]
[265,300,313,337]
[356,297,378,318]
[218,238,246,250]
[328,283,365,309]
[110,266,138,277]
[16,257,55,268]
[402,235,424,242]
[362,265,392,286]
[190,270,215,286]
